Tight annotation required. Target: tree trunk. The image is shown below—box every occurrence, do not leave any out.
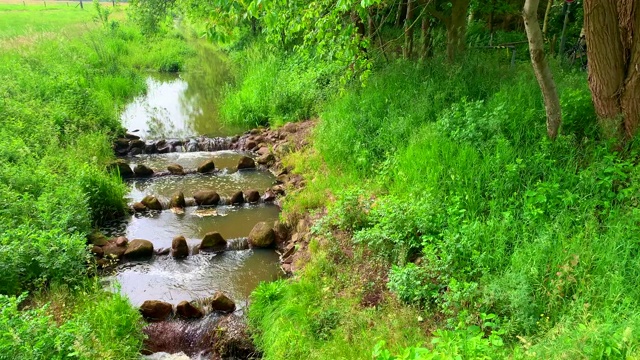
[446,0,470,62]
[420,16,433,60]
[403,0,416,59]
[523,0,562,140]
[542,0,553,36]
[584,0,640,139]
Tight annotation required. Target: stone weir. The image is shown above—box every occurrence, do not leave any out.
[114,122,302,158]
[114,136,237,157]
[131,189,281,213]
[108,154,265,179]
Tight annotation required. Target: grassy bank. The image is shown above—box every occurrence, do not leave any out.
[224,42,640,358]
[0,4,193,358]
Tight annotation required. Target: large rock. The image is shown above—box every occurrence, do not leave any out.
[245,140,257,150]
[91,245,103,258]
[197,159,216,173]
[114,138,130,150]
[116,236,128,247]
[124,239,154,259]
[273,220,289,244]
[245,190,260,203]
[256,153,275,165]
[108,160,133,178]
[208,291,236,313]
[236,156,256,170]
[87,231,109,246]
[145,140,157,154]
[200,232,226,252]
[141,195,163,211]
[169,192,186,209]
[248,222,275,248]
[193,190,220,206]
[140,300,173,320]
[134,164,154,177]
[132,202,148,213]
[230,191,244,205]
[167,164,185,175]
[171,236,189,258]
[176,301,203,319]
[103,243,126,259]
[130,139,145,149]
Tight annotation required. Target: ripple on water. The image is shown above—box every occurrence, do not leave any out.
[127,169,276,203]
[103,249,280,307]
[127,151,251,172]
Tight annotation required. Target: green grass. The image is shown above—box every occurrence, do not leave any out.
[1,281,144,360]
[0,3,101,39]
[239,44,640,358]
[0,6,193,358]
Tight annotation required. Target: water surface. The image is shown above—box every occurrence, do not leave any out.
[121,45,244,139]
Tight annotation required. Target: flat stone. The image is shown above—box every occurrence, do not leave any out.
[256,153,275,165]
[130,139,145,149]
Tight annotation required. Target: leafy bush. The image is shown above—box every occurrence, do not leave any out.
[387,263,435,305]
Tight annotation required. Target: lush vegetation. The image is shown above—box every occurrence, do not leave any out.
[3,0,639,358]
[0,3,192,358]
[157,0,640,358]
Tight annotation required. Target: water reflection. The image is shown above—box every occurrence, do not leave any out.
[121,43,244,139]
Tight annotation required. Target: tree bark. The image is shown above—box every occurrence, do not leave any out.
[523,0,562,139]
[584,0,640,139]
[542,0,553,36]
[403,0,416,59]
[420,16,433,60]
[446,0,470,62]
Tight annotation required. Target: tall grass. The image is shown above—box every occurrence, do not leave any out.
[0,7,192,358]
[247,47,640,358]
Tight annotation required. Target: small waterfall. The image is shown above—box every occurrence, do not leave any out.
[226,237,250,251]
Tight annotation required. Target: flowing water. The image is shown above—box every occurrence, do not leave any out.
[103,44,283,333]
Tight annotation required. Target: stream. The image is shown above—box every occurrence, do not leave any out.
[101,45,282,358]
